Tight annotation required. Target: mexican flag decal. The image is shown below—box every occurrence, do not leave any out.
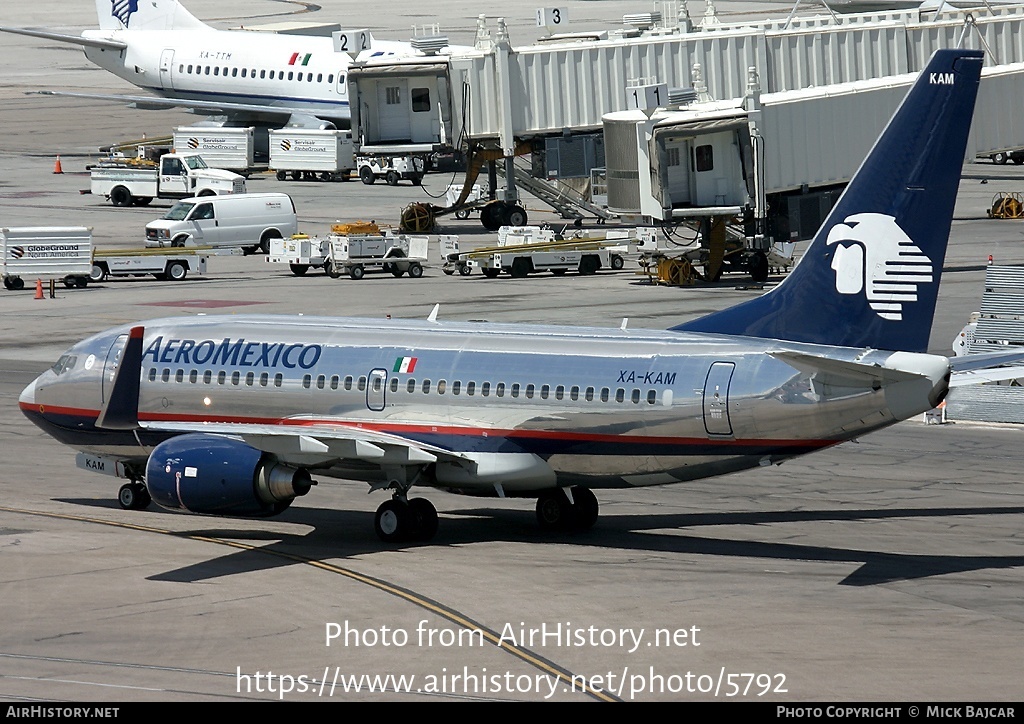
[393,356,418,373]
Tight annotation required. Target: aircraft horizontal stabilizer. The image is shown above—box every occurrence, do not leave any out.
[0,27,127,51]
[768,350,933,386]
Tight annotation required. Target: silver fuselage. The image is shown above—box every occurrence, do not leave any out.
[20,315,950,495]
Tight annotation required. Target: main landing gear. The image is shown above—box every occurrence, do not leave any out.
[535,487,599,532]
[374,496,438,543]
[118,481,151,510]
[116,466,151,510]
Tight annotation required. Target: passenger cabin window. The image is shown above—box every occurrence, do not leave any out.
[437,380,447,395]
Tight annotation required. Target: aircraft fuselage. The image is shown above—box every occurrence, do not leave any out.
[20,315,950,495]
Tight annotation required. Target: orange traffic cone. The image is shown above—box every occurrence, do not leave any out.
[53,156,63,174]
[34,279,44,299]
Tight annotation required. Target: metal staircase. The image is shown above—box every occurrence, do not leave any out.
[497,160,617,223]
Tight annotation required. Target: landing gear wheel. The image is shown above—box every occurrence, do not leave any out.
[359,166,375,184]
[374,499,411,542]
[408,498,438,541]
[385,170,400,186]
[570,487,599,531]
[536,490,572,531]
[118,483,151,511]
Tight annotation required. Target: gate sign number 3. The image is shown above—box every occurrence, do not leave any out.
[536,7,568,26]
[627,83,669,111]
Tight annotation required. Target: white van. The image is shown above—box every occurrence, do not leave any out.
[145,193,298,254]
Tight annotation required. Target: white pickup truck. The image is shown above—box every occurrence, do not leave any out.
[90,152,246,207]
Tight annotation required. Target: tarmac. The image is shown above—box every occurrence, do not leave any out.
[0,0,1021,703]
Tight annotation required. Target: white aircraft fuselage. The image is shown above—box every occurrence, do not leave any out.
[86,29,351,119]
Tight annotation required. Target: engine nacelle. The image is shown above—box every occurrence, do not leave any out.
[145,433,312,516]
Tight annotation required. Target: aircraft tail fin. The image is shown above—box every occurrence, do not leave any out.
[673,49,984,353]
[97,0,210,31]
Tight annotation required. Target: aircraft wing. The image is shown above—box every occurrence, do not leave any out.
[768,350,931,385]
[0,26,127,51]
[137,419,470,468]
[29,90,333,122]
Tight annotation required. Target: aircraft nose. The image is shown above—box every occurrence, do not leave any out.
[19,376,37,408]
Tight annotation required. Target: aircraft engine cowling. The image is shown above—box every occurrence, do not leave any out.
[145,434,312,516]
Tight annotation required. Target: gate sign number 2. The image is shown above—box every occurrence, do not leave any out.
[627,83,669,111]
[335,29,370,53]
[536,8,568,27]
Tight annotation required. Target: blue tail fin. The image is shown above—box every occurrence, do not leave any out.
[673,49,983,353]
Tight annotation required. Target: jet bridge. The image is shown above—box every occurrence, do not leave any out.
[606,59,1024,232]
[346,3,1024,231]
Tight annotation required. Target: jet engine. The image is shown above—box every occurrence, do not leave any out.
[145,433,312,516]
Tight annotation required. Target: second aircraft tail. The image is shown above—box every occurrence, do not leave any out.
[97,0,210,31]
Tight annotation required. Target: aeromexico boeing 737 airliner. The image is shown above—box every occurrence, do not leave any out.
[1,0,425,128]
[19,50,1008,543]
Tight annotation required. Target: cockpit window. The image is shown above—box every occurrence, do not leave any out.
[51,354,77,375]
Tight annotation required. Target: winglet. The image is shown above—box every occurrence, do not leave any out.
[96,326,144,430]
[427,304,440,323]
[673,50,984,353]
